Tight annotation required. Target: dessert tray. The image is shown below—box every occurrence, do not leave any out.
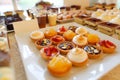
[15,22,120,80]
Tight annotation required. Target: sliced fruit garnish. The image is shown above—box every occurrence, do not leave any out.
[99,40,116,48]
[44,46,58,56]
[59,26,67,32]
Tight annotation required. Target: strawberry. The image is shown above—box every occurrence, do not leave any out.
[44,47,51,56]
[59,26,66,32]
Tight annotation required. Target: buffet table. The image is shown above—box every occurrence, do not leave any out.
[8,23,120,80]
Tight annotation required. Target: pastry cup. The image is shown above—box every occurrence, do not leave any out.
[57,42,75,55]
[40,46,59,61]
[35,39,52,50]
[47,55,72,77]
[86,45,102,59]
[50,35,65,45]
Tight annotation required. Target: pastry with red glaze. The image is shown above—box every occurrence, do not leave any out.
[35,39,52,49]
[40,46,59,60]
[57,26,67,35]
[98,40,116,53]
[47,55,72,77]
[50,35,65,45]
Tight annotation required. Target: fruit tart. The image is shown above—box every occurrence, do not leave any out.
[87,34,100,45]
[30,31,44,42]
[67,47,88,66]
[63,30,76,41]
[72,35,88,47]
[44,28,57,39]
[84,45,102,59]
[57,26,67,35]
[40,46,59,61]
[98,40,116,53]
[47,55,72,77]
[50,35,65,45]
[75,27,88,36]
[35,39,52,49]
[57,41,75,54]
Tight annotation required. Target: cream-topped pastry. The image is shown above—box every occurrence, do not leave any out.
[30,31,44,42]
[75,27,88,36]
[67,48,88,66]
[72,35,87,47]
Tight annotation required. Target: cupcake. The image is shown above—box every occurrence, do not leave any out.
[30,31,44,42]
[57,26,67,35]
[75,27,88,36]
[44,28,57,39]
[72,35,87,47]
[67,48,88,67]
[50,35,65,45]
[35,39,52,49]
[57,41,75,54]
[98,40,116,53]
[84,45,102,59]
[40,46,59,61]
[47,55,72,77]
[63,30,76,41]
[87,34,100,44]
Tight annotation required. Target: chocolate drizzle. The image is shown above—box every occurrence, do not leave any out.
[59,42,74,50]
[84,45,101,54]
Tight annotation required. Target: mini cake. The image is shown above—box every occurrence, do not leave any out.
[115,27,120,40]
[35,39,52,49]
[87,34,100,45]
[75,27,88,36]
[63,30,76,41]
[68,26,78,32]
[50,35,65,45]
[57,41,75,54]
[84,18,102,30]
[44,28,57,39]
[72,35,87,47]
[98,40,116,53]
[0,51,10,66]
[74,14,90,25]
[97,22,120,36]
[84,45,102,59]
[47,55,72,77]
[30,31,44,42]
[57,26,67,35]
[67,48,88,66]
[40,46,59,60]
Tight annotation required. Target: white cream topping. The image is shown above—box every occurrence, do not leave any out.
[30,31,44,40]
[75,27,87,35]
[72,35,87,46]
[67,48,88,63]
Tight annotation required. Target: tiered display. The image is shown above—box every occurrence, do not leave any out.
[29,25,116,77]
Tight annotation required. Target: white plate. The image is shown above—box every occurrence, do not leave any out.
[15,22,120,80]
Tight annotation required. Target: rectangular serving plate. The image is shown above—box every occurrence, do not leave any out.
[15,22,120,80]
